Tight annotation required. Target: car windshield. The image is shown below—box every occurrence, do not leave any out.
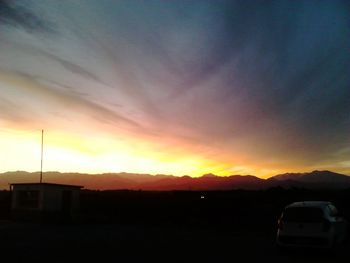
[283,207,324,222]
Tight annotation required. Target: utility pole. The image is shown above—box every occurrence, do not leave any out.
[40,129,44,183]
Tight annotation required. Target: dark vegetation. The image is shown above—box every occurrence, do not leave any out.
[0,190,10,219]
[1,188,350,262]
[77,188,350,227]
[2,187,350,227]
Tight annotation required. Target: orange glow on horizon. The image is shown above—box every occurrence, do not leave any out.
[1,127,349,179]
[0,127,237,176]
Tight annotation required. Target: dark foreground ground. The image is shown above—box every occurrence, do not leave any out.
[1,188,350,262]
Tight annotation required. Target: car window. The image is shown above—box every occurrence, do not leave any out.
[282,207,324,222]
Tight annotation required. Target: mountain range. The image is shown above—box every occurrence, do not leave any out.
[1,170,350,190]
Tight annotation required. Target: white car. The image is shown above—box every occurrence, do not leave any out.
[276,201,347,248]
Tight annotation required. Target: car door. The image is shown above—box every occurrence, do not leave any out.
[328,205,348,242]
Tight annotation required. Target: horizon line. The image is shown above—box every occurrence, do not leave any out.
[1,169,349,179]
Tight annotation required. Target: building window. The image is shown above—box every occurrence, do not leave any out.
[17,190,40,209]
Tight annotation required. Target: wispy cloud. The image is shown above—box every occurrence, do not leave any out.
[0,0,349,175]
[0,0,54,33]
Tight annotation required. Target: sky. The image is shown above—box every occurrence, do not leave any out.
[0,0,349,178]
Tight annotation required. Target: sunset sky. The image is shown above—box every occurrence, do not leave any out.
[0,0,349,178]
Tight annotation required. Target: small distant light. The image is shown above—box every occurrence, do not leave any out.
[201,195,205,199]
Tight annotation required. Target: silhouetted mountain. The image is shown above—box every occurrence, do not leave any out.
[0,170,349,190]
[201,173,217,178]
[0,171,160,190]
[140,174,264,191]
[269,170,350,189]
[271,170,350,183]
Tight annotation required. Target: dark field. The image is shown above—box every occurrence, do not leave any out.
[1,188,350,262]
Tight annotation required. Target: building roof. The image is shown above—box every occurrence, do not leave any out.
[10,182,83,189]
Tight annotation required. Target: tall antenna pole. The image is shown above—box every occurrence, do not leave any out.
[40,129,44,183]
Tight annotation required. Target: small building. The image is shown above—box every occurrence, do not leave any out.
[10,183,83,222]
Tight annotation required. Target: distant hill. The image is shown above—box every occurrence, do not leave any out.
[140,174,264,191]
[0,171,173,190]
[270,170,350,186]
[0,170,349,190]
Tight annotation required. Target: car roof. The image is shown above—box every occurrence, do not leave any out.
[286,201,332,209]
